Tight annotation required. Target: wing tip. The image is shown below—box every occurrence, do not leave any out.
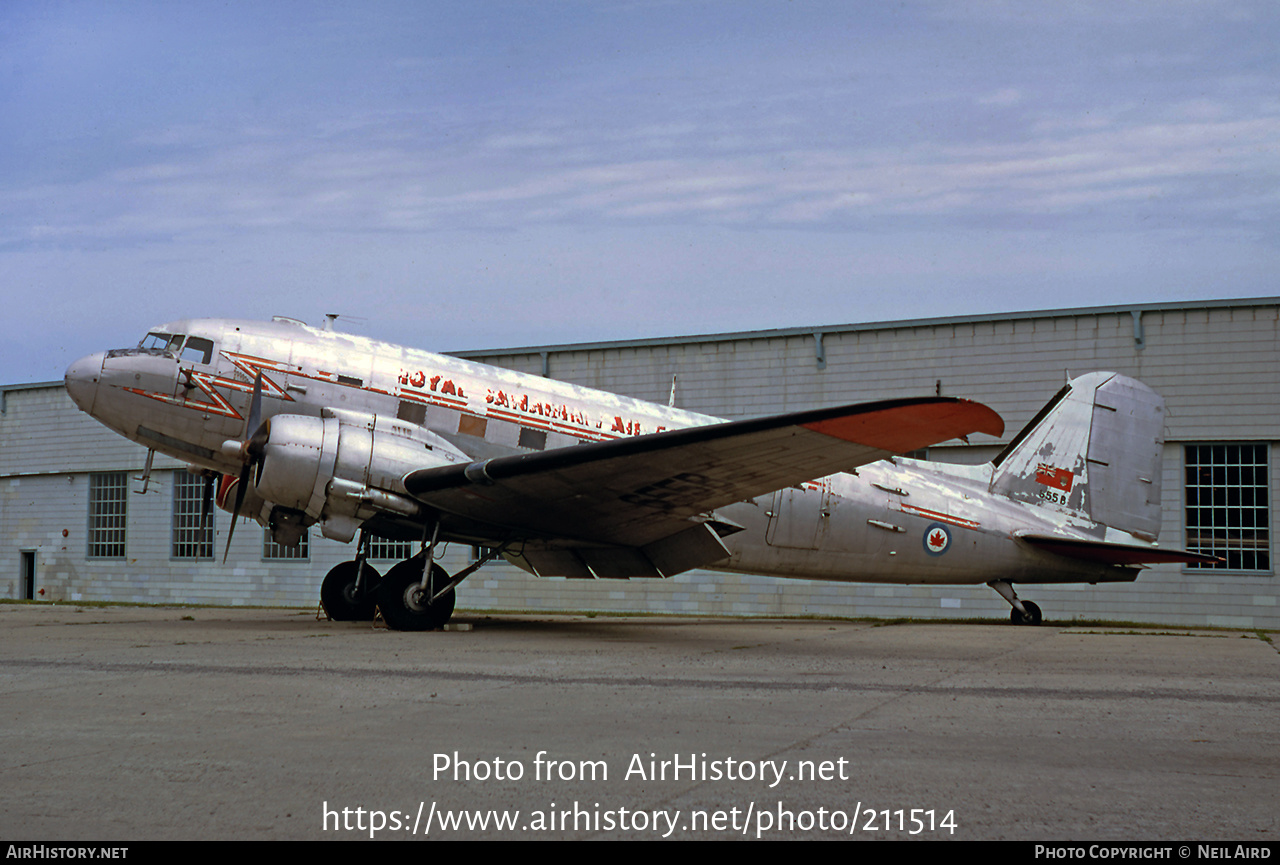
[969,400,1006,438]
[802,398,1004,452]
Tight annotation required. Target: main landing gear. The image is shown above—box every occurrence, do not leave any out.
[988,580,1043,626]
[376,544,509,631]
[322,523,509,631]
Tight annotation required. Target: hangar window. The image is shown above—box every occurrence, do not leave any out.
[368,537,416,560]
[1185,444,1271,571]
[263,527,309,560]
[88,473,128,558]
[172,472,213,559]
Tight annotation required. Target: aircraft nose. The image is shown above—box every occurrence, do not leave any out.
[65,352,105,414]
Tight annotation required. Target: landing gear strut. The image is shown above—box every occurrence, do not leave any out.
[374,522,509,631]
[988,580,1043,626]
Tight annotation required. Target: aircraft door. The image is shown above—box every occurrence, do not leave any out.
[764,483,830,550]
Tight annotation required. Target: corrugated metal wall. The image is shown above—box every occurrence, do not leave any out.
[3,301,1277,627]
[459,305,1280,441]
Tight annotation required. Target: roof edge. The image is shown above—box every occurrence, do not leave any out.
[447,296,1280,359]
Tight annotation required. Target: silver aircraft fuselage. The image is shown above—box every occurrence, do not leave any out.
[64,317,1142,597]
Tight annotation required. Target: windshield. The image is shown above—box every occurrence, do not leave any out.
[139,332,183,354]
[125,332,215,365]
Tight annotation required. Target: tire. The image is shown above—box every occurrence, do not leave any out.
[321,561,382,621]
[1010,599,1043,626]
[377,556,455,631]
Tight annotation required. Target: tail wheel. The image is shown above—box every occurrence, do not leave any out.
[377,557,456,631]
[320,561,382,621]
[1010,600,1043,626]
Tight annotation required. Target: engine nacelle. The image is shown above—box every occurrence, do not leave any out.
[253,408,467,542]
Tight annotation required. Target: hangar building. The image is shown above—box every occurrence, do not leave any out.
[2,298,1276,628]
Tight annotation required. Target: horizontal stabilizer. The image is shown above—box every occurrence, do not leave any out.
[1019,534,1222,567]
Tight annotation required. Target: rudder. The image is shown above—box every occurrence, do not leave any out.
[990,372,1165,540]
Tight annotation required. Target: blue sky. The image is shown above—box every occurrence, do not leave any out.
[3,1,1278,383]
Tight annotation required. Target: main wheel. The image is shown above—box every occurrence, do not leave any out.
[377,556,456,631]
[1010,600,1043,626]
[321,561,382,621]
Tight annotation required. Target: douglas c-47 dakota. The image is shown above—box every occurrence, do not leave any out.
[63,317,1216,630]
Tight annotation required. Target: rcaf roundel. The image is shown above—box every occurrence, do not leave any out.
[923,523,951,556]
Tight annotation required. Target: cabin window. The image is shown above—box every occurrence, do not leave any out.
[1184,444,1271,571]
[88,472,128,558]
[172,472,213,559]
[397,401,427,426]
[459,415,488,438]
[519,427,547,450]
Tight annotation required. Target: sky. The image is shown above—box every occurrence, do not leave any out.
[2,1,1278,383]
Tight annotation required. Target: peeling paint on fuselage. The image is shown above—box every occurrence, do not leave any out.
[719,458,1126,586]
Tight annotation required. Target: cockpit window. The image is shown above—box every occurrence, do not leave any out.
[181,337,214,365]
[140,332,180,353]
[132,332,216,365]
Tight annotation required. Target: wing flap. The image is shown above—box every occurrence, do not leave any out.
[642,522,735,577]
[504,522,735,579]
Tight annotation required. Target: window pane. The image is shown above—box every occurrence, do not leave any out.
[368,537,415,561]
[139,332,173,351]
[1185,444,1271,571]
[263,527,309,560]
[172,472,213,559]
[181,337,214,365]
[88,473,127,558]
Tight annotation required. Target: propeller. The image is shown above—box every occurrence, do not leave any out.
[200,472,215,530]
[223,371,270,562]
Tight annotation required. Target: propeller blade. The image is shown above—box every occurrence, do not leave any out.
[245,370,263,438]
[222,371,269,564]
[247,418,271,464]
[200,473,214,528]
[222,464,252,564]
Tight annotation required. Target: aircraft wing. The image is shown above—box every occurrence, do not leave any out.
[403,397,1003,571]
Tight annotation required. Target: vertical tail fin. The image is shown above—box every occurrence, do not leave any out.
[990,372,1166,540]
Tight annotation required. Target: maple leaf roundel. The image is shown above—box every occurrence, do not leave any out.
[923,523,951,556]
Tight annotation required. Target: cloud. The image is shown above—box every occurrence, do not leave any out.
[4,98,1277,250]
[977,88,1023,107]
